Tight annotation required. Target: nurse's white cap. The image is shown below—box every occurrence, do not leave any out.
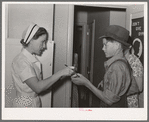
[22,22,40,45]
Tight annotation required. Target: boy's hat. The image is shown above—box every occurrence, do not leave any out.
[99,25,131,47]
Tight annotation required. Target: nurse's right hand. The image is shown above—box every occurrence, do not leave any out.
[60,66,75,77]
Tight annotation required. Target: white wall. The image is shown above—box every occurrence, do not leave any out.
[110,10,126,27]
[8,4,53,39]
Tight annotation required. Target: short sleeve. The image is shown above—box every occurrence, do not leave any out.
[103,89,120,103]
[18,60,36,82]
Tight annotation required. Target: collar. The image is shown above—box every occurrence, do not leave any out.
[104,51,126,69]
[21,48,39,63]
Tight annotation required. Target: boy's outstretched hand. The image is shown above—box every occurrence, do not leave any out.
[71,73,90,86]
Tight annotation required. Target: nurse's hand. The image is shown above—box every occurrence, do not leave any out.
[59,66,75,77]
[71,73,90,86]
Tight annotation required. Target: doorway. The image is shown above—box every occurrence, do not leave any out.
[72,5,126,107]
[73,22,89,107]
[73,21,95,107]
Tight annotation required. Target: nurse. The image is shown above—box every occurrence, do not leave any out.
[11,23,74,107]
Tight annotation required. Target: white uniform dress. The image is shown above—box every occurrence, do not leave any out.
[11,48,42,107]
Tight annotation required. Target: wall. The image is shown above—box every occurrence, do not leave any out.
[8,4,53,39]
[110,10,126,27]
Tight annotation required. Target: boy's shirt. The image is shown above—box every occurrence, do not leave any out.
[102,51,131,105]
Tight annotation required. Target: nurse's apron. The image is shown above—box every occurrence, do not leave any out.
[13,60,42,108]
[13,91,41,108]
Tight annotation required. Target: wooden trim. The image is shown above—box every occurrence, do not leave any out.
[90,20,95,84]
[65,4,74,107]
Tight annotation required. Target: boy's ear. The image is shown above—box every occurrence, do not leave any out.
[114,41,121,48]
[117,43,121,48]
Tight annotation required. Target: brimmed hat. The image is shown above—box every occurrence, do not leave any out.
[99,25,131,47]
[21,23,40,45]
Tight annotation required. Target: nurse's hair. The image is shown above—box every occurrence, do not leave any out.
[20,23,48,47]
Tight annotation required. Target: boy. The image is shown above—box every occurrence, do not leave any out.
[71,25,131,107]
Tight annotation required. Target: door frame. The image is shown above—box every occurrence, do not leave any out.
[74,22,87,76]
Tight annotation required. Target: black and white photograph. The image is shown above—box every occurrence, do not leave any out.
[1,1,148,120]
